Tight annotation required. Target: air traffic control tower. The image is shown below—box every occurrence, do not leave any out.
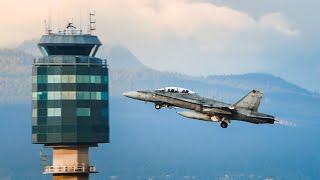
[32,19,109,180]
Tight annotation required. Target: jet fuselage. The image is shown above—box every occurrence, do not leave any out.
[123,87,275,128]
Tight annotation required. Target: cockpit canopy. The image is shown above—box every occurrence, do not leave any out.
[155,87,195,94]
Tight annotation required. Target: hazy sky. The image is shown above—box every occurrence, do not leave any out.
[0,0,319,92]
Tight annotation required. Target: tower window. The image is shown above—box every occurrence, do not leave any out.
[45,45,94,56]
[76,108,91,116]
[48,108,61,117]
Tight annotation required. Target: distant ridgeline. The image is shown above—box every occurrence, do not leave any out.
[0,41,320,119]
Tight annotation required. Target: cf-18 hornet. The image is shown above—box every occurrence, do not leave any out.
[123,87,275,128]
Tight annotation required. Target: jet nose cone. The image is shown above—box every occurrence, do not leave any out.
[176,112,183,116]
[122,91,139,99]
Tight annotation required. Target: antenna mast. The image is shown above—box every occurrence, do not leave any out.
[89,11,96,35]
[45,4,52,35]
[44,20,52,35]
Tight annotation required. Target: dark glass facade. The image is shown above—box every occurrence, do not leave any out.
[45,45,94,56]
[32,65,109,145]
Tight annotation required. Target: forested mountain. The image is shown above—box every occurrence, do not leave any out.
[0,41,320,179]
[1,42,318,107]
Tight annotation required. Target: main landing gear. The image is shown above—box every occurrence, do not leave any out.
[216,116,229,128]
[220,121,228,128]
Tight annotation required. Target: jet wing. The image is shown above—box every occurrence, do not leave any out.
[153,92,199,104]
[202,107,232,115]
[202,103,234,115]
[154,92,233,115]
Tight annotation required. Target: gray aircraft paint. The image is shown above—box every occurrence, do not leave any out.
[123,87,275,128]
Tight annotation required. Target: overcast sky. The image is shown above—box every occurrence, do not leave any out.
[0,0,319,92]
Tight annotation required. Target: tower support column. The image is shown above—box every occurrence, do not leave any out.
[53,174,88,180]
[44,146,97,180]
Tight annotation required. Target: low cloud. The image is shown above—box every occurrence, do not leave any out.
[0,0,299,47]
[89,0,300,74]
[1,0,311,89]
[95,0,299,48]
[259,12,299,37]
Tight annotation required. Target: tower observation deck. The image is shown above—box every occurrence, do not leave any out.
[32,21,109,180]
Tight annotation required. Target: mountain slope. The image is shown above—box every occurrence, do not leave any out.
[0,42,319,121]
[0,42,320,179]
[98,45,146,69]
[0,49,32,103]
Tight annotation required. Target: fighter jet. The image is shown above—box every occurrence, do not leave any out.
[123,87,275,128]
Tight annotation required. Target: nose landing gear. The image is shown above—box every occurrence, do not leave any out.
[154,103,174,110]
[155,104,161,110]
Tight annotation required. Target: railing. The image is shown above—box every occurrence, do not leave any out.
[102,59,107,67]
[44,165,97,174]
[60,30,83,35]
[33,56,108,67]
[49,30,86,36]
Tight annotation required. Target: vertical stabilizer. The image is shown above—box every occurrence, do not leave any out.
[234,90,263,112]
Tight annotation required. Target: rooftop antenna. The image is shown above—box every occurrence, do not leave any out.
[89,11,96,35]
[66,21,76,35]
[44,19,52,35]
[44,20,47,34]
[58,21,61,34]
[46,2,52,35]
[58,9,62,34]
[80,9,83,35]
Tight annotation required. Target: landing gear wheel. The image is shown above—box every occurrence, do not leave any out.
[155,104,161,110]
[220,121,228,128]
